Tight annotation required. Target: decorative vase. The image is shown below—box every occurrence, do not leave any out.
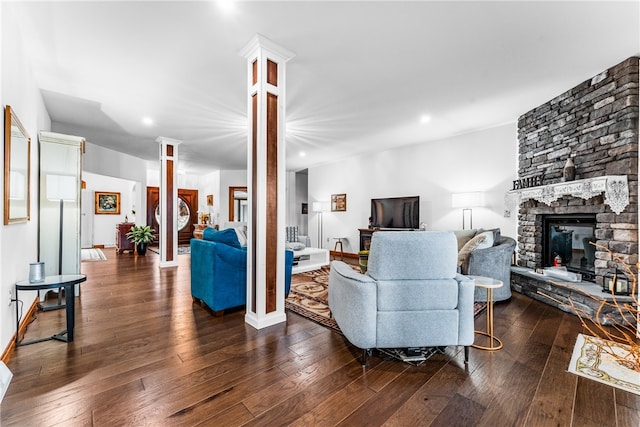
[563,156,576,181]
[137,242,148,256]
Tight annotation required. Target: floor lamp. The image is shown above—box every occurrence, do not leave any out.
[312,201,329,248]
[451,192,485,230]
[44,174,77,310]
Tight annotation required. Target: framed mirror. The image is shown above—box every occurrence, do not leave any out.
[4,105,31,224]
[228,186,248,222]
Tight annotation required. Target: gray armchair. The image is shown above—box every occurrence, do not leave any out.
[328,231,475,365]
[467,236,516,302]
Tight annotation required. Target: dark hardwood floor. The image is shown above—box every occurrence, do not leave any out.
[2,248,639,426]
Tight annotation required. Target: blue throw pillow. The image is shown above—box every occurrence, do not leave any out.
[202,228,241,248]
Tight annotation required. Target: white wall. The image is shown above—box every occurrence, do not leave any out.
[83,142,146,226]
[1,3,52,355]
[197,170,220,225]
[83,172,137,246]
[308,123,519,253]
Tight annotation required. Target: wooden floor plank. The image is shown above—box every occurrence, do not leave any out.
[523,314,580,426]
[2,248,639,426]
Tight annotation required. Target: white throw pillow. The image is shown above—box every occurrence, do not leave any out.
[234,227,247,247]
[475,230,495,250]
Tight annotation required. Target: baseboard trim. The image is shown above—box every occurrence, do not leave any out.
[1,297,38,365]
[329,250,358,259]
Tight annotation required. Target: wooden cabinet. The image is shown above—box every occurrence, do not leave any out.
[116,222,135,254]
[359,228,375,251]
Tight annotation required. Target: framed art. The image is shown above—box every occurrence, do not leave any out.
[207,194,214,206]
[4,105,31,224]
[301,202,308,214]
[95,191,121,214]
[331,193,347,212]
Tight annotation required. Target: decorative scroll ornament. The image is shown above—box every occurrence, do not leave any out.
[505,175,629,215]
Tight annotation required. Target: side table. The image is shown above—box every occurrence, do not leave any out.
[468,275,503,351]
[15,274,87,346]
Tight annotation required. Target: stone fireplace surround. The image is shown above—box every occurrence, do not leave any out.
[509,57,639,323]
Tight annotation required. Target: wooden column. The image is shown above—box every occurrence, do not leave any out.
[240,34,294,329]
[156,137,181,268]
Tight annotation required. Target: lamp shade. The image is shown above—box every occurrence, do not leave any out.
[452,192,485,208]
[46,174,77,201]
[312,201,330,212]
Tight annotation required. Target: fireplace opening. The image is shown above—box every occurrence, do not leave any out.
[542,214,597,282]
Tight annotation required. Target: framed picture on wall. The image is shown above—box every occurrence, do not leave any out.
[207,194,214,206]
[95,191,121,215]
[331,193,347,212]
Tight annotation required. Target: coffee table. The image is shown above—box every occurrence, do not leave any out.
[291,247,330,274]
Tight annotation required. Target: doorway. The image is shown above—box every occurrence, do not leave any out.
[146,186,198,245]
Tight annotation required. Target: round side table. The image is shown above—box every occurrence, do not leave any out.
[468,275,503,351]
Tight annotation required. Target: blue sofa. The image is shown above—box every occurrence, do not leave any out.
[190,227,294,313]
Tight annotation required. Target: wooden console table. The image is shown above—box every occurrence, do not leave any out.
[115,222,134,254]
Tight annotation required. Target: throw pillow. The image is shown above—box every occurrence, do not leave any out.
[234,227,248,247]
[286,241,305,251]
[453,229,478,251]
[475,230,495,249]
[458,234,487,274]
[479,227,501,246]
[202,227,242,248]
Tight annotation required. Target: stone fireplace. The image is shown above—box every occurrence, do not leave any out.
[508,57,638,322]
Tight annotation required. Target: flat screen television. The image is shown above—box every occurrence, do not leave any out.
[371,196,419,229]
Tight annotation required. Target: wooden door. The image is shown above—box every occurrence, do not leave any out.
[146,187,198,245]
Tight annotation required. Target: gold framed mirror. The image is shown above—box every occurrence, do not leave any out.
[4,105,31,224]
[228,186,248,222]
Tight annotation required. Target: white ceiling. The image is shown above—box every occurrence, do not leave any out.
[8,1,640,174]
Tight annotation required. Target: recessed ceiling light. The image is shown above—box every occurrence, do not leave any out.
[217,0,236,13]
[420,115,431,124]
[299,151,306,157]
[142,117,153,126]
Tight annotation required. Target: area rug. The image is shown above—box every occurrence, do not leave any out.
[286,265,487,335]
[568,333,640,395]
[81,248,107,261]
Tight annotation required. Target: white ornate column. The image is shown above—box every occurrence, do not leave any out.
[240,34,294,329]
[156,137,181,268]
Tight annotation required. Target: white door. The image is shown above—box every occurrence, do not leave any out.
[81,189,93,248]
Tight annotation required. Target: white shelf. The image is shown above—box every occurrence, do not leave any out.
[291,247,330,274]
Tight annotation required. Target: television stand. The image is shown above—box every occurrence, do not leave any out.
[359,228,415,251]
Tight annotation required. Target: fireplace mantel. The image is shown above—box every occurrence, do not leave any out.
[505,175,629,215]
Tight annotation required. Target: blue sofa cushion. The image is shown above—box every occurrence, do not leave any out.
[202,227,241,248]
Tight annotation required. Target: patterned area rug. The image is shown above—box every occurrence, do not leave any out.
[569,333,640,395]
[81,248,107,261]
[286,265,487,335]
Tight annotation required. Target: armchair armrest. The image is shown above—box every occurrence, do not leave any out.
[455,273,475,345]
[328,261,377,349]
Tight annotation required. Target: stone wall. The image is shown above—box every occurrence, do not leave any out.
[516,57,639,285]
